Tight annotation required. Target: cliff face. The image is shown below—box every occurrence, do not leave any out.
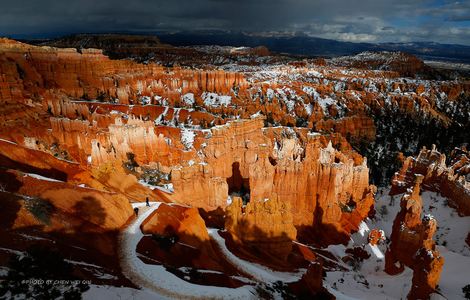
[0,40,376,247]
[391,145,470,216]
[0,38,247,107]
[385,176,444,299]
[169,118,375,244]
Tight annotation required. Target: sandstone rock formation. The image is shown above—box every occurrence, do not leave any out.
[391,145,470,216]
[368,229,385,246]
[225,196,297,260]
[0,140,134,231]
[141,203,211,248]
[170,119,375,244]
[385,175,444,299]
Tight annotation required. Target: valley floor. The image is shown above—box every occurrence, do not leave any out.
[96,188,470,300]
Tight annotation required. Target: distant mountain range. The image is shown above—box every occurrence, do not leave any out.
[21,30,470,63]
[155,31,470,63]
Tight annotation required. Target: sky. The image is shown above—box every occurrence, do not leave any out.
[1,0,470,45]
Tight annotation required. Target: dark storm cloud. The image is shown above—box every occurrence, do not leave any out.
[1,0,470,45]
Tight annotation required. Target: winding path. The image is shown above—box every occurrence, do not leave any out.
[208,229,306,283]
[118,202,256,299]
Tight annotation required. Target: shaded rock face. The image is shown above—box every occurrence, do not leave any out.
[391,145,470,216]
[0,140,134,232]
[289,262,333,299]
[139,203,229,272]
[225,196,297,260]
[42,34,164,59]
[385,176,444,299]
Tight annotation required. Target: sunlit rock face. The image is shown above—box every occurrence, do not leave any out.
[169,118,375,245]
[0,39,375,238]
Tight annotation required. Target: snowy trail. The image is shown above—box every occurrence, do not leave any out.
[119,202,255,299]
[208,229,306,283]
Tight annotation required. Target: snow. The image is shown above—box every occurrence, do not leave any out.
[180,128,195,150]
[18,233,51,242]
[181,93,195,106]
[202,92,231,107]
[137,180,174,194]
[306,70,323,78]
[0,138,17,145]
[0,247,24,258]
[160,183,174,193]
[367,244,384,259]
[304,103,313,115]
[325,188,470,299]
[208,229,305,283]
[64,259,103,269]
[358,221,370,237]
[374,190,470,256]
[23,173,63,183]
[266,88,274,100]
[250,111,262,119]
[307,131,321,137]
[140,96,151,105]
[436,246,470,300]
[302,86,338,115]
[83,285,170,300]
[119,203,255,299]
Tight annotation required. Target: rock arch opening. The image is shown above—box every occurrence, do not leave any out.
[227,162,250,205]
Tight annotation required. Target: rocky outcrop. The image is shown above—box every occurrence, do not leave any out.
[408,246,445,300]
[0,38,247,106]
[385,175,444,299]
[368,229,385,246]
[170,119,375,244]
[391,145,470,216]
[141,203,211,247]
[139,203,226,271]
[289,262,333,299]
[225,196,297,260]
[0,140,134,231]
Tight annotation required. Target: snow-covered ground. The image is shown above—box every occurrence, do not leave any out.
[84,284,169,300]
[324,188,470,300]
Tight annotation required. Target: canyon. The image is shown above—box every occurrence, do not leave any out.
[0,36,469,299]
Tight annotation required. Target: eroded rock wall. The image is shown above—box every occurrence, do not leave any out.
[391,145,470,216]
